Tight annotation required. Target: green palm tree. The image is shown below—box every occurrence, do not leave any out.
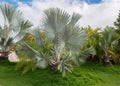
[100,26,120,64]
[85,26,120,64]
[0,3,33,58]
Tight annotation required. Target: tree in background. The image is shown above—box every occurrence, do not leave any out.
[85,26,120,65]
[114,11,120,30]
[114,11,120,63]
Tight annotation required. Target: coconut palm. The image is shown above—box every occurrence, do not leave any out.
[0,3,33,58]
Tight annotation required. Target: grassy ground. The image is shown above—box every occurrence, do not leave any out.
[0,60,120,86]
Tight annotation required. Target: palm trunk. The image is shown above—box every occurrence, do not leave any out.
[102,52,111,66]
[50,45,64,69]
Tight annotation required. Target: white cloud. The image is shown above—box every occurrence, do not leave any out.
[11,0,120,28]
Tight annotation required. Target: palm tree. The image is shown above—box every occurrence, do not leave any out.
[16,8,87,76]
[85,26,120,64]
[42,8,87,72]
[0,3,33,58]
[43,8,85,60]
[100,26,120,64]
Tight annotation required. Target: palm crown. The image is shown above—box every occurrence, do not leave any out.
[0,3,32,52]
[43,8,87,53]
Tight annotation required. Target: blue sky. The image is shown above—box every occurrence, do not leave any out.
[0,0,102,6]
[0,0,32,6]
[86,0,101,4]
[0,0,120,28]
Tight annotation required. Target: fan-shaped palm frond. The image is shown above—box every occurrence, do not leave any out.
[42,8,87,75]
[0,3,33,53]
[64,26,86,51]
[100,27,118,52]
[0,2,23,30]
[68,13,81,26]
[58,54,72,77]
[16,42,49,70]
[16,42,42,59]
[43,7,87,52]
[43,8,86,49]
[12,20,33,43]
[71,47,96,66]
[43,8,70,41]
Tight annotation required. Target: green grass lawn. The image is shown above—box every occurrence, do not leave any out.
[0,60,120,86]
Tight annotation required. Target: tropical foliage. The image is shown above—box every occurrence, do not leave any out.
[15,8,96,76]
[0,2,120,77]
[85,26,120,64]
